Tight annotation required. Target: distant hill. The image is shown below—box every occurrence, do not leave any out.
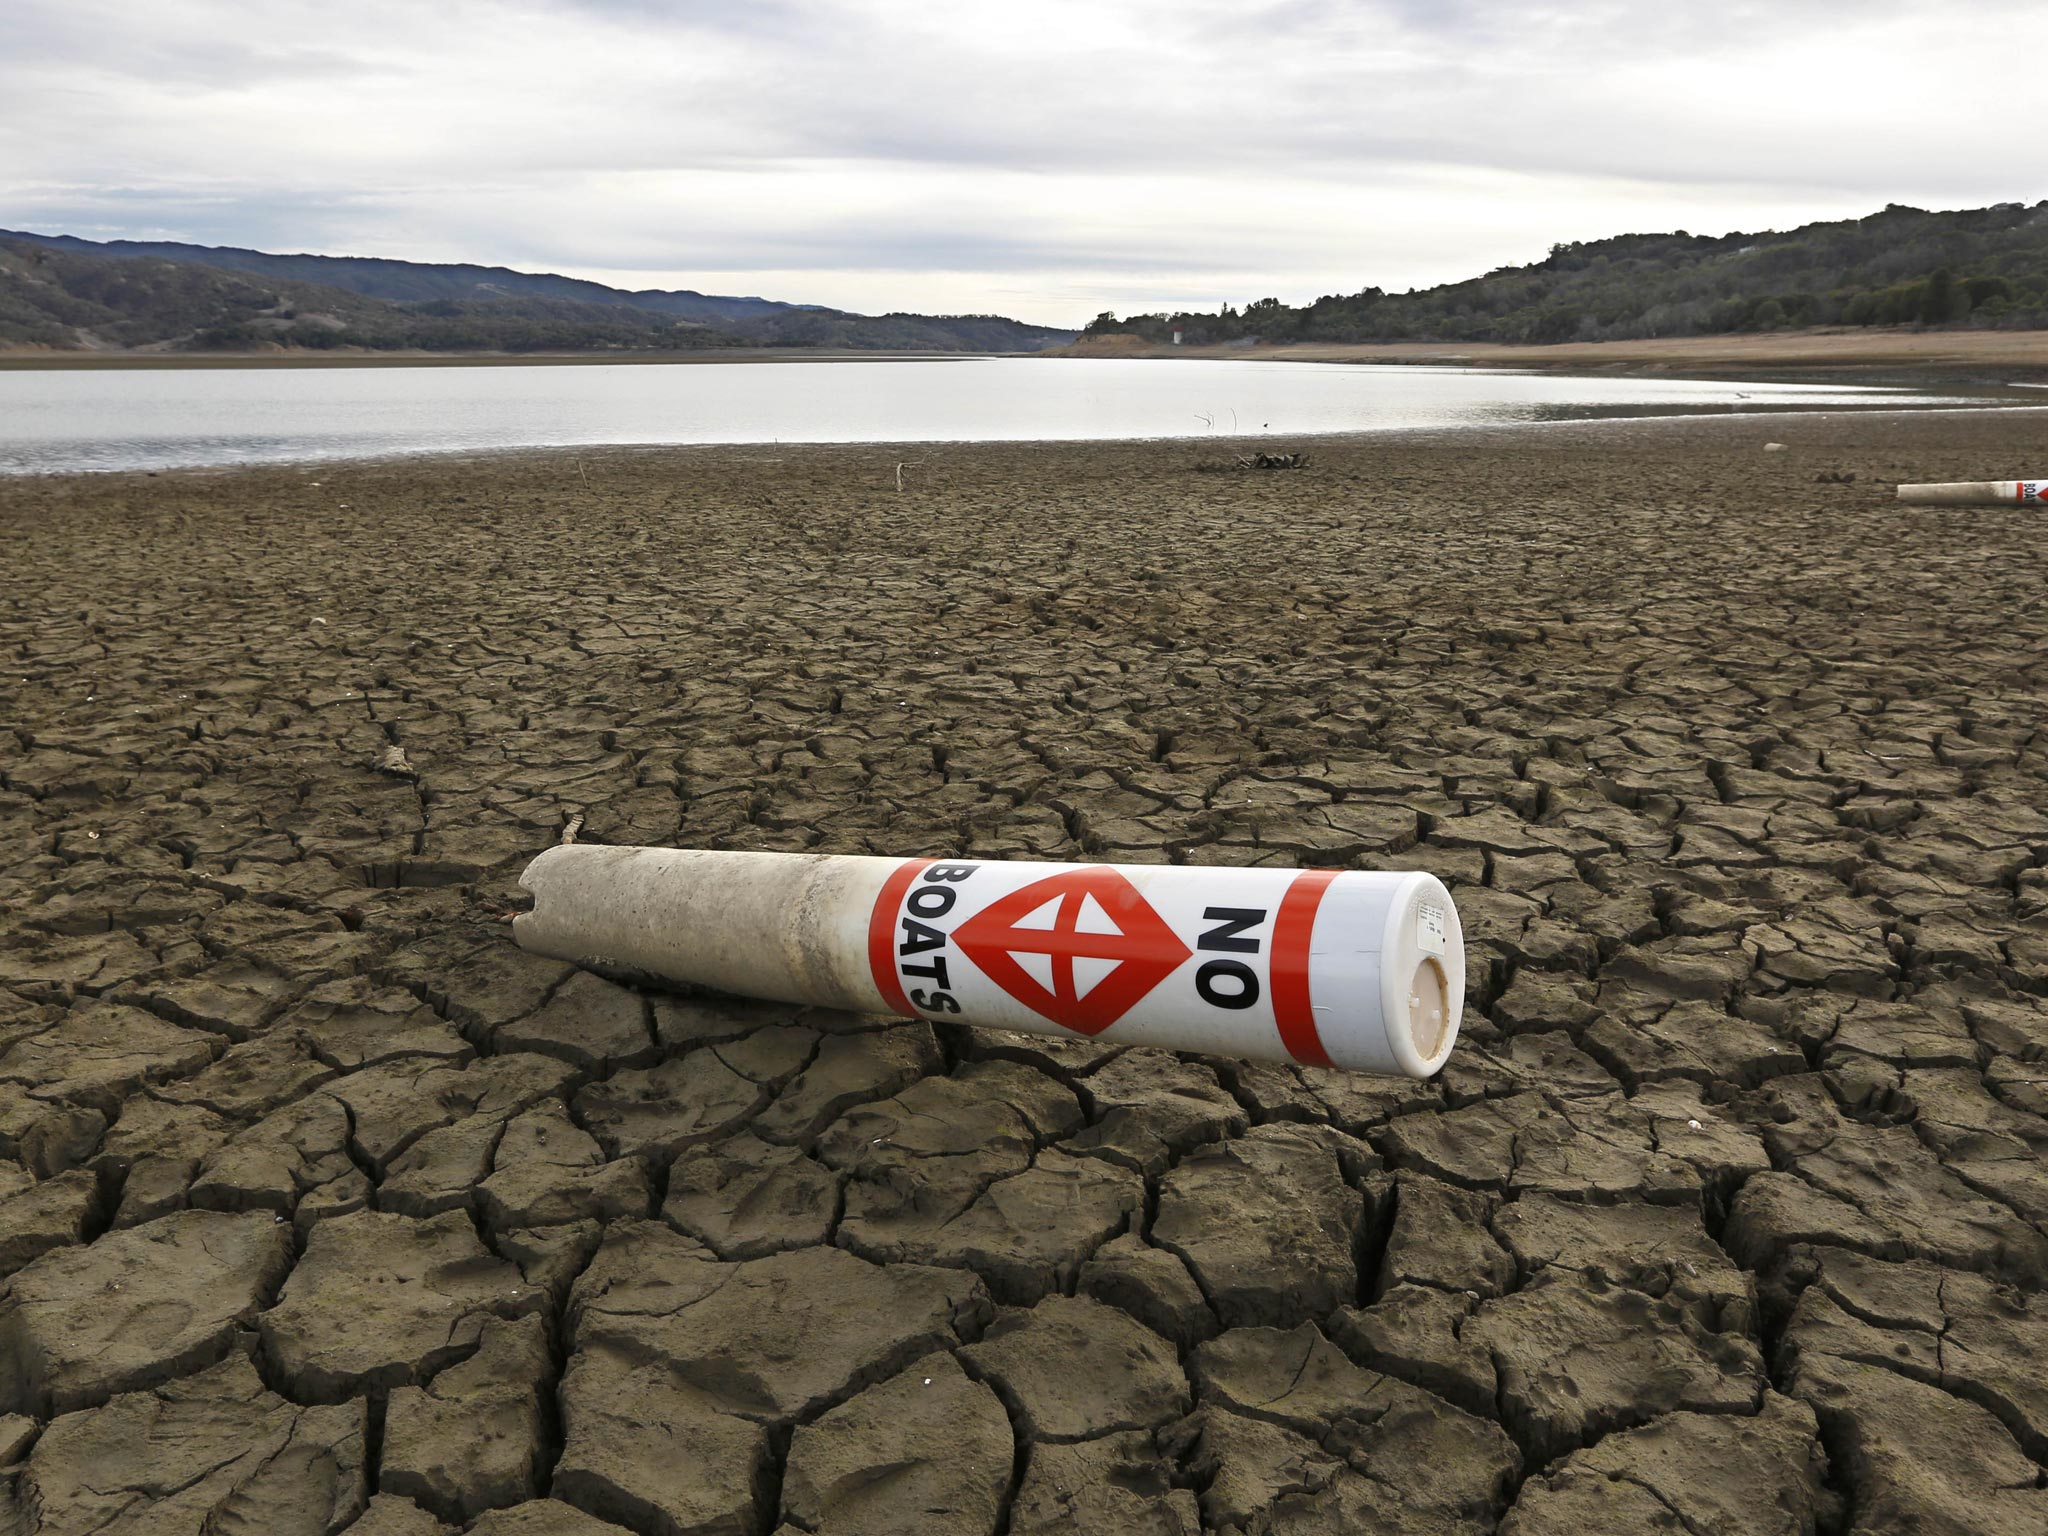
[1,230,807,328]
[0,229,1074,354]
[1087,201,2048,347]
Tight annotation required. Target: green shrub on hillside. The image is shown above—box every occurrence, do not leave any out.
[1090,201,2048,345]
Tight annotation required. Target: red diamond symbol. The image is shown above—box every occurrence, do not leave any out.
[952,867,1193,1036]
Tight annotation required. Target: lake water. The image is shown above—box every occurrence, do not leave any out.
[0,357,1972,475]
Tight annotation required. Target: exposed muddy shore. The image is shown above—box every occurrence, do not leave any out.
[2,411,2044,1535]
[1057,327,2048,385]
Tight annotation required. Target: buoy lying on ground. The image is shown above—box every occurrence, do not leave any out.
[1896,479,2048,505]
[516,847,1464,1077]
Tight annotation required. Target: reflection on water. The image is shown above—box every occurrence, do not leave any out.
[0,357,1974,475]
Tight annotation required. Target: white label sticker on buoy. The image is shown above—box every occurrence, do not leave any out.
[1416,900,1448,957]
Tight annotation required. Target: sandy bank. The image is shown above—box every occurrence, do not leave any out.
[1056,325,2048,381]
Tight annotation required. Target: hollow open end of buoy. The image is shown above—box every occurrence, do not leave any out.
[1406,955,1451,1063]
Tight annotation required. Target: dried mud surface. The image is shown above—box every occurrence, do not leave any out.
[1,412,2045,1536]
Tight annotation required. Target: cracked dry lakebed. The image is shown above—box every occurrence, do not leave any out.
[1,408,2046,1536]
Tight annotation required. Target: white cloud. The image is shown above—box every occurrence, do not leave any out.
[2,0,2042,325]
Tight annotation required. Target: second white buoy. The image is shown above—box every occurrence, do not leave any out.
[1896,479,2048,506]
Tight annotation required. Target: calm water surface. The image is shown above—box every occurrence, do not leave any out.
[0,357,1971,475]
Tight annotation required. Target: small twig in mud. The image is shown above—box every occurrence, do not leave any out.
[895,454,932,492]
[375,745,417,779]
[560,810,585,845]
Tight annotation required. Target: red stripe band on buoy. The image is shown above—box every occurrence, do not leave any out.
[1272,868,1340,1067]
[867,857,934,1016]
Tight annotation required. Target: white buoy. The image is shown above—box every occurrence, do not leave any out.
[514,848,1464,1077]
[1896,479,2048,506]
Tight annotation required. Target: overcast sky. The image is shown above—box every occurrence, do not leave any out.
[3,0,2043,326]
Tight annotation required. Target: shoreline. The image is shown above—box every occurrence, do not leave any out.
[0,346,1009,371]
[1052,327,2048,386]
[9,325,2048,379]
[9,398,2048,485]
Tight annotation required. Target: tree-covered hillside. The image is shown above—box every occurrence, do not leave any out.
[0,237,736,352]
[1089,202,2048,346]
[2,230,805,327]
[0,232,1073,354]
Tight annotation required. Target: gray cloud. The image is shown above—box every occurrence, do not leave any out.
[2,0,2043,325]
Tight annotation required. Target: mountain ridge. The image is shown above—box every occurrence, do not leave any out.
[0,229,811,327]
[1087,200,2048,348]
[0,229,1074,354]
